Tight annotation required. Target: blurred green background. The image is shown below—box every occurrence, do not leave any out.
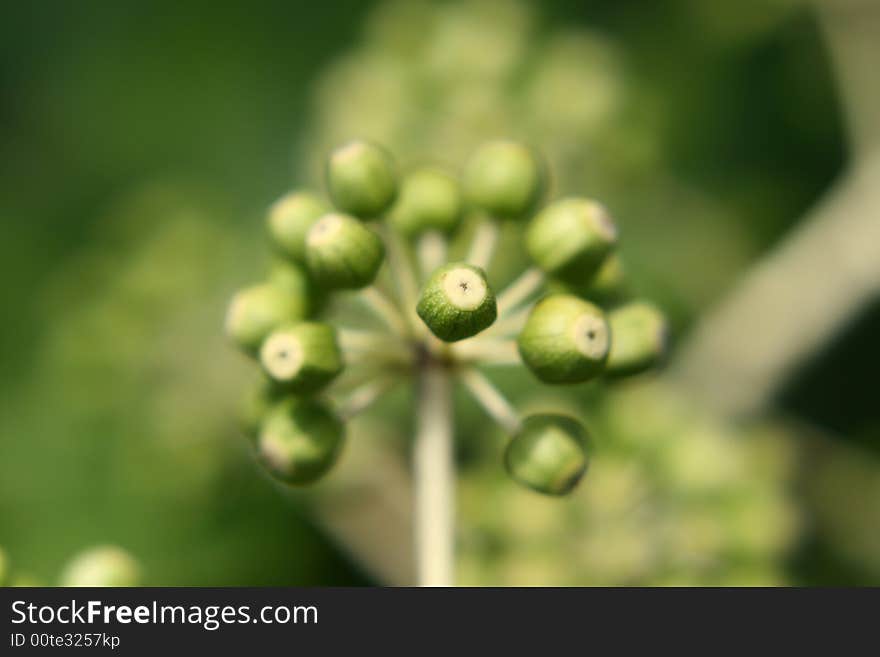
[1,0,877,586]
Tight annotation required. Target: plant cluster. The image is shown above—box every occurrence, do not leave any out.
[226,138,667,495]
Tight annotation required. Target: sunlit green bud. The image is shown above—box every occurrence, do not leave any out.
[326,140,397,218]
[225,283,306,354]
[389,167,463,237]
[525,198,618,282]
[260,322,343,393]
[267,191,331,263]
[305,213,385,289]
[505,414,591,496]
[256,398,345,485]
[462,140,544,219]
[517,294,610,383]
[59,546,141,587]
[416,262,497,341]
[606,302,668,376]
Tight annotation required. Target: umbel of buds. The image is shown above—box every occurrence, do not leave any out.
[225,138,666,517]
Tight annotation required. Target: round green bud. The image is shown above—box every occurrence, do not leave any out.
[225,282,306,354]
[256,398,345,485]
[267,191,331,263]
[525,197,618,283]
[462,140,544,219]
[517,294,610,384]
[389,167,463,237]
[325,140,397,218]
[59,546,141,587]
[606,301,668,376]
[305,212,385,289]
[416,262,497,342]
[259,321,343,393]
[504,414,591,496]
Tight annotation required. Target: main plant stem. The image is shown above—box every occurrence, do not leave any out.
[413,361,454,586]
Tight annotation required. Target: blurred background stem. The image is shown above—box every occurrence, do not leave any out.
[673,0,880,419]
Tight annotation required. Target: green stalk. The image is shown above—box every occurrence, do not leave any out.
[413,362,454,586]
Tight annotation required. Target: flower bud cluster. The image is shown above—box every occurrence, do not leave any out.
[226,139,666,494]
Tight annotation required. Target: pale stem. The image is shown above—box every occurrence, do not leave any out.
[466,218,500,271]
[483,305,531,338]
[417,230,448,279]
[414,364,455,586]
[453,339,520,366]
[338,328,414,367]
[496,266,545,316]
[459,368,522,435]
[380,225,420,325]
[361,286,411,337]
[336,377,398,421]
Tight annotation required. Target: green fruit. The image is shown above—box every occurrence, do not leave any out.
[326,140,397,218]
[389,167,464,237]
[416,262,497,341]
[259,322,343,393]
[505,414,591,496]
[525,197,618,283]
[606,302,668,376]
[59,546,141,587]
[517,294,610,383]
[462,140,544,219]
[257,398,345,485]
[225,283,307,354]
[305,212,385,289]
[267,191,330,263]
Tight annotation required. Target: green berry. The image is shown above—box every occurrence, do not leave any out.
[267,191,330,263]
[505,414,591,496]
[326,140,397,218]
[256,398,345,485]
[416,262,497,342]
[525,197,618,283]
[606,301,668,376]
[225,283,306,354]
[259,322,343,393]
[389,167,464,237]
[517,294,610,383]
[462,140,544,219]
[59,546,141,587]
[305,212,385,289]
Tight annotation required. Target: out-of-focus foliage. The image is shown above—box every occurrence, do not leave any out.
[0,184,363,585]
